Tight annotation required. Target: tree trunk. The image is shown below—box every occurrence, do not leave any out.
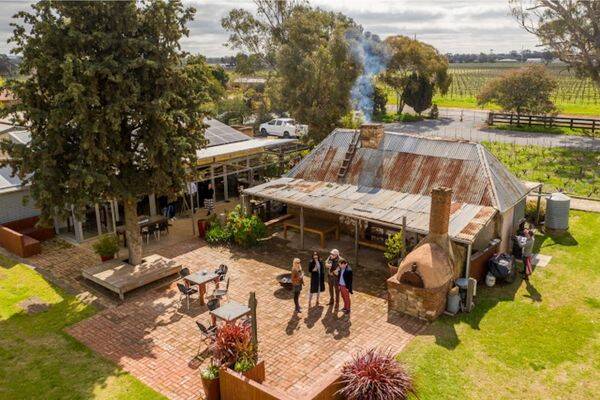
[123,197,143,266]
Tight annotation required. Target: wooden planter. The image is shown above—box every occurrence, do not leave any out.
[201,375,220,400]
[240,360,265,383]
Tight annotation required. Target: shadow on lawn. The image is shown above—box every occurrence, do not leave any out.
[0,281,161,399]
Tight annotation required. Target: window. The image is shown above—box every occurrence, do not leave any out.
[268,120,275,125]
[276,120,283,126]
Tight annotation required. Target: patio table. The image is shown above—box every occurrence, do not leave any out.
[184,270,219,306]
[210,301,251,325]
[116,215,169,246]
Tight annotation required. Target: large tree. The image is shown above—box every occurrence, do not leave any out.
[0,0,210,265]
[382,35,451,114]
[275,7,359,143]
[510,0,600,86]
[477,65,557,116]
[221,0,305,68]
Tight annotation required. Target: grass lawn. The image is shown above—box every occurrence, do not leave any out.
[398,210,600,400]
[431,95,600,117]
[0,255,166,400]
[490,123,598,138]
[482,141,600,198]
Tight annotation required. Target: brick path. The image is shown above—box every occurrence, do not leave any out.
[61,237,424,400]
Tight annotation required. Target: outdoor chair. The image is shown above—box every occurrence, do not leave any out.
[214,264,228,282]
[177,283,198,310]
[195,321,217,356]
[212,277,230,301]
[180,267,191,287]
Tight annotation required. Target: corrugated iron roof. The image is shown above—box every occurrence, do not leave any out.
[245,178,496,243]
[289,129,528,212]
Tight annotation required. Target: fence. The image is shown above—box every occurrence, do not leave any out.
[487,112,599,132]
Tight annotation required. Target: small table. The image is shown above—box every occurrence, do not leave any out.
[184,270,219,306]
[210,301,251,325]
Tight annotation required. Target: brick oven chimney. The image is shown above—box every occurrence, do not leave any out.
[359,123,385,149]
[429,186,452,236]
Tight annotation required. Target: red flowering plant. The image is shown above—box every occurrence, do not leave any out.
[212,322,256,369]
[338,348,416,400]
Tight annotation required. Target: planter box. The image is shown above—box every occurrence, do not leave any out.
[100,255,115,262]
[240,360,265,383]
[201,375,220,400]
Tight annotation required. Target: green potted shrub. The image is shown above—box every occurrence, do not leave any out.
[225,205,267,248]
[384,231,405,276]
[200,363,220,400]
[338,348,416,400]
[92,234,119,261]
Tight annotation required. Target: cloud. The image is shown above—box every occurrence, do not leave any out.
[0,0,540,56]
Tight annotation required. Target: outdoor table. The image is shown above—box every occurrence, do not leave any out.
[210,300,251,325]
[184,270,219,306]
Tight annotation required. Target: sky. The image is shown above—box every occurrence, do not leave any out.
[0,0,541,56]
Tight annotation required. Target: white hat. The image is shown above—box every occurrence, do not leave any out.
[330,249,339,256]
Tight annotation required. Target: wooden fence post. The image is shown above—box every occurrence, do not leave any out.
[249,292,258,351]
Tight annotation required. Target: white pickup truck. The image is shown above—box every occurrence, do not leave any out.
[259,118,307,138]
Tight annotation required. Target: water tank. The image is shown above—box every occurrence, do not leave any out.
[545,192,570,231]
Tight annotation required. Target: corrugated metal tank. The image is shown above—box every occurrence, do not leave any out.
[545,192,570,230]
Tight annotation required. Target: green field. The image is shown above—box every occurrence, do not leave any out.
[482,141,600,198]
[0,256,165,400]
[386,63,600,116]
[400,210,600,400]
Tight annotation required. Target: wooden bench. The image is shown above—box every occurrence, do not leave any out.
[358,239,386,251]
[264,213,294,229]
[82,254,181,300]
[283,218,339,248]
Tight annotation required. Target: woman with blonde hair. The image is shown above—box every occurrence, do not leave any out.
[291,257,304,313]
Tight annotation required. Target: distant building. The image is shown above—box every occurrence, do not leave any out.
[525,58,544,63]
[497,58,519,63]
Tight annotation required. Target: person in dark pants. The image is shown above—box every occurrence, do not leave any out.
[325,249,340,307]
[338,258,353,314]
[308,251,325,308]
[204,183,215,216]
[291,258,304,313]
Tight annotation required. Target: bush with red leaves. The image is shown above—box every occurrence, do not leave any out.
[212,322,256,367]
[338,348,416,400]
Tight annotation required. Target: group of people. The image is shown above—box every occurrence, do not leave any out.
[514,226,535,281]
[290,249,353,315]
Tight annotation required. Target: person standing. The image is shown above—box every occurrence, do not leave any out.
[308,251,325,308]
[338,258,353,314]
[204,183,215,216]
[522,229,535,281]
[325,249,341,308]
[291,258,304,313]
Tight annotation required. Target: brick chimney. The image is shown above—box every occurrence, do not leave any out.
[429,186,452,236]
[359,123,385,149]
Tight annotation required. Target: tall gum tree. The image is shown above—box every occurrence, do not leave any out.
[0,0,211,265]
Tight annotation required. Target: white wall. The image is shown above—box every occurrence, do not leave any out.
[0,189,40,224]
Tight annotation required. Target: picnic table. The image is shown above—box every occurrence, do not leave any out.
[283,217,339,248]
[210,301,251,325]
[116,215,168,246]
[184,270,219,306]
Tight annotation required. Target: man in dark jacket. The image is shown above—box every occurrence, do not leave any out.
[338,258,353,314]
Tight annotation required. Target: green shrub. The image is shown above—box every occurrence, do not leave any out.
[201,364,220,380]
[233,357,256,373]
[205,224,232,245]
[92,234,119,257]
[384,231,404,266]
[226,205,267,247]
[376,112,423,123]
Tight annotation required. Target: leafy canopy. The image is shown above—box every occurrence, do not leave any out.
[382,35,451,114]
[275,6,359,143]
[0,0,209,224]
[477,65,558,115]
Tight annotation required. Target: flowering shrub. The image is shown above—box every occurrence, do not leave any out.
[226,205,267,247]
[338,348,415,400]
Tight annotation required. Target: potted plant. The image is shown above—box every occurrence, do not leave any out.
[213,322,264,383]
[384,231,405,276]
[338,348,416,400]
[200,363,220,400]
[92,234,120,261]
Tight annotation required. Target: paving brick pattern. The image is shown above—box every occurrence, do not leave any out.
[59,237,423,400]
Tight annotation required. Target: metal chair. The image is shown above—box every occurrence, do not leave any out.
[212,277,230,301]
[214,264,228,282]
[196,321,217,356]
[177,282,198,310]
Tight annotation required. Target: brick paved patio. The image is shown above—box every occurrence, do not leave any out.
[37,227,424,400]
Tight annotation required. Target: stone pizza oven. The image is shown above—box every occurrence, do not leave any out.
[387,187,463,321]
